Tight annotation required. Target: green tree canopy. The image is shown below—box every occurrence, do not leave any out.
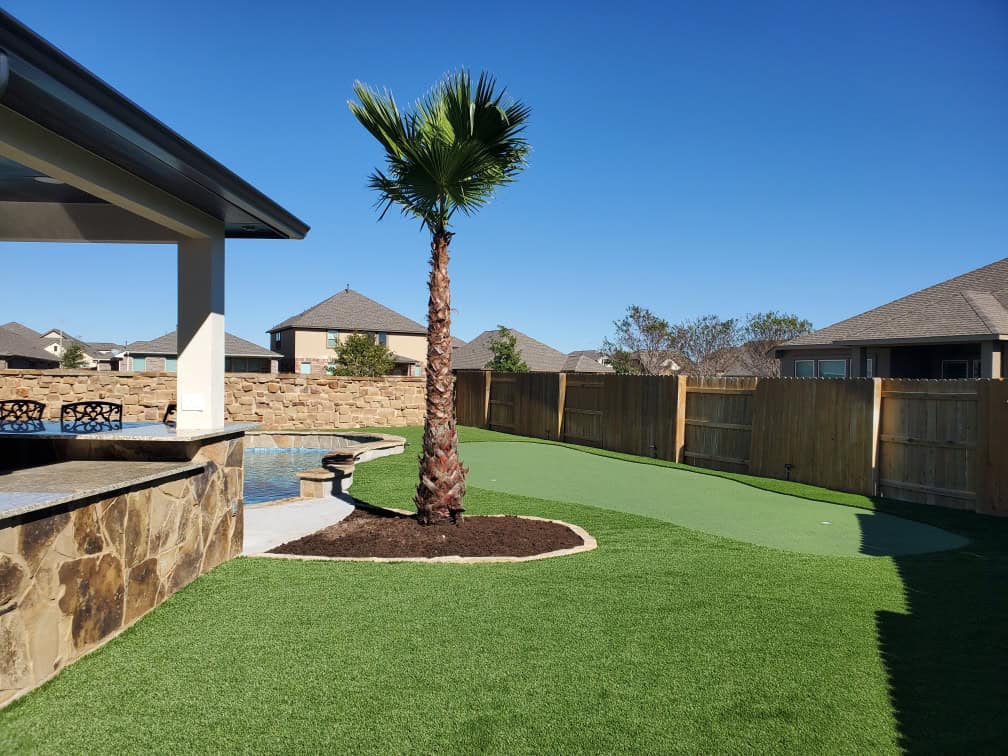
[60,342,87,369]
[485,326,529,373]
[326,333,395,377]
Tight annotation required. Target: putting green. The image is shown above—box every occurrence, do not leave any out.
[459,442,968,557]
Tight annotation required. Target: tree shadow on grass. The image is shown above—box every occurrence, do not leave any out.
[860,502,1008,753]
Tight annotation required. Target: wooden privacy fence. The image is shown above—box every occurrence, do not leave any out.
[454,371,1008,516]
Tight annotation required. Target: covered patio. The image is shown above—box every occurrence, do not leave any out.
[0,10,307,704]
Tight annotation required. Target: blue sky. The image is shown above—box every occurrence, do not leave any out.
[3,0,1006,352]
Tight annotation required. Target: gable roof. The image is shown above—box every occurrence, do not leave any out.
[126,331,281,359]
[453,329,569,372]
[782,258,1008,349]
[1,321,41,341]
[269,289,426,335]
[0,325,59,364]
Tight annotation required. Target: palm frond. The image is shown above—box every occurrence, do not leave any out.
[349,69,530,234]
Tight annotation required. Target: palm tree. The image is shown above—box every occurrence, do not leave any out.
[349,70,530,525]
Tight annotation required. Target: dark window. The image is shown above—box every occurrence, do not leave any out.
[817,359,848,378]
[940,360,968,379]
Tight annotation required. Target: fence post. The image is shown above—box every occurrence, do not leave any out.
[556,372,567,441]
[673,375,687,463]
[481,370,492,428]
[870,377,882,497]
[977,379,1008,514]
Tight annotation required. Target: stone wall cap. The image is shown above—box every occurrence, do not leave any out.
[0,459,206,523]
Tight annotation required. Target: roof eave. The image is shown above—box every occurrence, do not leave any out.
[778,333,1006,354]
[0,11,309,240]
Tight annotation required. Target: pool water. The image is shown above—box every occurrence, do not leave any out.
[243,448,329,505]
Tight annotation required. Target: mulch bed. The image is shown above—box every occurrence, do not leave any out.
[269,506,584,559]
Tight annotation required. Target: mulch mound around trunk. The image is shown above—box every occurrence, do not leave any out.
[269,507,584,559]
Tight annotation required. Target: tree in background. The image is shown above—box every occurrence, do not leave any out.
[350,70,530,524]
[326,332,395,377]
[601,306,679,375]
[740,311,813,376]
[60,342,87,369]
[484,326,529,373]
[675,315,741,377]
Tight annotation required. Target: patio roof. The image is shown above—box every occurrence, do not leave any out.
[0,10,308,240]
[0,11,308,429]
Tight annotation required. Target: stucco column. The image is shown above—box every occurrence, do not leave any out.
[177,236,225,429]
[981,341,1003,379]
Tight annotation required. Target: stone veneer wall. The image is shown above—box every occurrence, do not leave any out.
[0,371,426,430]
[0,436,244,706]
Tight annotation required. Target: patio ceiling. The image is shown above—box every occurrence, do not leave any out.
[0,10,308,240]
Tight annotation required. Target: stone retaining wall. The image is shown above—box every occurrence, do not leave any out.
[0,435,244,706]
[0,371,426,430]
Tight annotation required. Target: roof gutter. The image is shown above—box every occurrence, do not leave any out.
[777,334,1006,355]
[0,11,308,240]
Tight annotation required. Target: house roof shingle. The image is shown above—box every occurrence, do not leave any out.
[269,289,426,335]
[781,258,1008,348]
[0,325,59,364]
[453,329,569,372]
[1,321,41,341]
[126,331,281,359]
[453,331,615,373]
[562,353,615,373]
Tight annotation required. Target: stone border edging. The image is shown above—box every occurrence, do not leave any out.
[243,513,597,564]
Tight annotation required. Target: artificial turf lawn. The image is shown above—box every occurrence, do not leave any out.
[461,441,967,557]
[2,426,1006,754]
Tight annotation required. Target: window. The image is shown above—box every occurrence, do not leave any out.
[226,357,248,373]
[274,332,282,348]
[410,364,422,377]
[972,359,982,378]
[794,360,815,378]
[300,361,312,375]
[941,360,968,379]
[866,358,874,378]
[377,332,387,346]
[131,356,146,371]
[327,330,338,349]
[817,359,848,378]
[164,358,177,372]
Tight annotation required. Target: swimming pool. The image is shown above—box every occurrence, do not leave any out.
[243,448,329,505]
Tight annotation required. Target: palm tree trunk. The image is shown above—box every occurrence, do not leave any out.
[415,229,467,524]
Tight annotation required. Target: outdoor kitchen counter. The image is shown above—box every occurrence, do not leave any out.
[0,459,206,521]
[0,421,260,442]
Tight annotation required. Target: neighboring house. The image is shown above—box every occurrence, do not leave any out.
[268,289,427,376]
[125,331,280,374]
[776,258,1008,379]
[453,329,614,373]
[1,322,122,370]
[0,324,59,369]
[620,349,694,376]
[38,328,123,370]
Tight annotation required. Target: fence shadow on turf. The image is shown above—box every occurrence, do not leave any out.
[859,506,1008,753]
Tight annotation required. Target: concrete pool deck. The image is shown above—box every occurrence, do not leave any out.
[243,496,355,554]
[459,441,970,557]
